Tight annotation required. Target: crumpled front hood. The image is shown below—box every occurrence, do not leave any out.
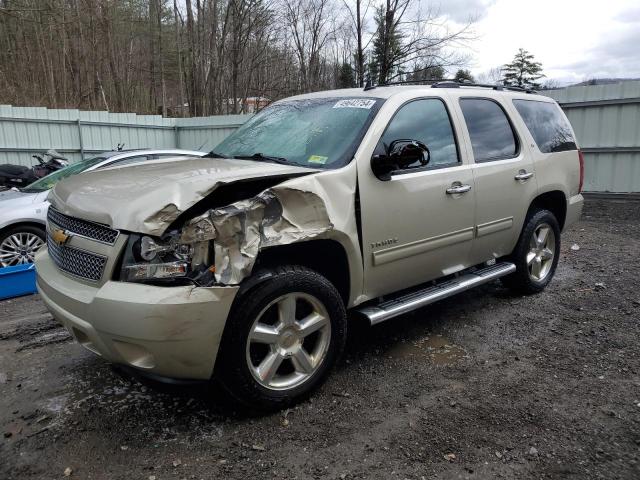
[48,156,317,235]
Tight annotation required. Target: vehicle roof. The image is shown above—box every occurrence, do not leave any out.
[284,84,555,103]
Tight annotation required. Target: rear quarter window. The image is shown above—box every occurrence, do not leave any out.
[513,99,577,153]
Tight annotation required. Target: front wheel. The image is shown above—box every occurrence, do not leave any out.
[501,209,561,294]
[215,266,347,411]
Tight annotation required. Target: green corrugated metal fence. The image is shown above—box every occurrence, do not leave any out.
[0,105,251,167]
[543,81,640,193]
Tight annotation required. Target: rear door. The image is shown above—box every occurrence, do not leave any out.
[453,96,538,265]
[358,96,476,298]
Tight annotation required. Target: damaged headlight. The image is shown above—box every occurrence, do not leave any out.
[119,232,214,285]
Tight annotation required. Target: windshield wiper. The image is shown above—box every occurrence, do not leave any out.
[233,153,292,165]
[203,151,226,158]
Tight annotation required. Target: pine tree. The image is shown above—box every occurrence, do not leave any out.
[338,63,356,88]
[502,49,544,89]
[371,5,402,84]
[454,69,475,83]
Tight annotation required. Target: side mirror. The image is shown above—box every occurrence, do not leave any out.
[371,139,430,181]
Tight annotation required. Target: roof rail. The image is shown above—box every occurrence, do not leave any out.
[364,79,537,94]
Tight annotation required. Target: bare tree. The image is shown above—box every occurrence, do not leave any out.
[476,66,503,85]
[283,0,336,91]
[341,0,373,87]
[173,0,186,116]
[0,0,477,114]
[371,0,475,84]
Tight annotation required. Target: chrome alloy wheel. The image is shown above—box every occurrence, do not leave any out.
[527,223,556,282]
[0,232,45,267]
[246,292,332,391]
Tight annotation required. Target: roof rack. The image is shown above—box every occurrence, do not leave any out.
[364,79,536,94]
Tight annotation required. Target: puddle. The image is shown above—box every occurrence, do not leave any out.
[387,335,467,365]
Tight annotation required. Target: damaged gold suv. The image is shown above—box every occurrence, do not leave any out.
[35,82,584,410]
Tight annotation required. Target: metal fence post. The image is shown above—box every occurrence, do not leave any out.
[77,119,85,161]
[174,125,180,149]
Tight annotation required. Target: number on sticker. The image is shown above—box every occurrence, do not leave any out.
[333,99,376,109]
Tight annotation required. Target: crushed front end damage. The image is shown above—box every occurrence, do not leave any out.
[37,161,361,381]
[181,187,333,284]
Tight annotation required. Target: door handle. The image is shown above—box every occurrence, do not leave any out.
[515,170,534,181]
[446,183,472,195]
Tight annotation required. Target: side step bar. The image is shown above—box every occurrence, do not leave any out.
[356,262,516,325]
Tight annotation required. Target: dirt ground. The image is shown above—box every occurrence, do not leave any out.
[1,197,639,480]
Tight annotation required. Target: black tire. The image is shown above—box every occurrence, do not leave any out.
[501,209,561,294]
[215,265,347,411]
[0,224,46,267]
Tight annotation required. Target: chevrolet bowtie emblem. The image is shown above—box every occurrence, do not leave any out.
[51,228,70,246]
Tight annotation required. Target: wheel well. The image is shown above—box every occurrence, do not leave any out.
[529,191,567,229]
[254,240,350,304]
[0,221,46,238]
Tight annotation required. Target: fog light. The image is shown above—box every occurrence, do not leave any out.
[112,340,155,369]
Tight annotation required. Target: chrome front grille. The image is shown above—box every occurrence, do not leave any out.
[47,207,119,245]
[46,232,108,282]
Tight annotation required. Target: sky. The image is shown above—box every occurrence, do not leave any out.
[435,0,640,84]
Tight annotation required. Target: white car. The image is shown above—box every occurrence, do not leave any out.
[0,149,204,267]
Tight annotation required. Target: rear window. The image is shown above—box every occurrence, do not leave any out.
[459,98,518,162]
[513,100,577,153]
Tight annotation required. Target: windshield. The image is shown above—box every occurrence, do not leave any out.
[211,97,383,169]
[21,155,107,193]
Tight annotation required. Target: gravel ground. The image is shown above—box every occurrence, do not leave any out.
[1,197,639,480]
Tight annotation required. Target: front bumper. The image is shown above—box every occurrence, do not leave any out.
[35,248,239,380]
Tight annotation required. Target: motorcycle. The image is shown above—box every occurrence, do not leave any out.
[0,149,69,190]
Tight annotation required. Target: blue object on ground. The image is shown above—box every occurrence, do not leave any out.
[0,263,38,300]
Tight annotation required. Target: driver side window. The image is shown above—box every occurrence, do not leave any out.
[380,98,459,169]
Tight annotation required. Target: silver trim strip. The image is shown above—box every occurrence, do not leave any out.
[475,217,514,238]
[372,227,474,266]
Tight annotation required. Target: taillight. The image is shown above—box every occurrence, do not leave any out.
[578,149,585,193]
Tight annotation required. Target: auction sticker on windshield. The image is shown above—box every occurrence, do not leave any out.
[333,99,376,109]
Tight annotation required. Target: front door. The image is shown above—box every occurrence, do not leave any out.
[358,97,476,299]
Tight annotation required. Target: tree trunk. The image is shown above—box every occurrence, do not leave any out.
[173,0,186,116]
[356,0,364,87]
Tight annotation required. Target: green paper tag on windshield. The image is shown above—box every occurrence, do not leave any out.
[308,155,328,164]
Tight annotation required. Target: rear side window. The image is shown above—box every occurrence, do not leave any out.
[459,98,518,162]
[380,98,459,168]
[513,100,577,153]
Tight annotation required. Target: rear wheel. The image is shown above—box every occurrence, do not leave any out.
[0,225,46,267]
[215,266,347,411]
[501,209,561,294]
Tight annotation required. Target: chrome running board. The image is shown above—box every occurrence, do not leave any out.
[357,262,516,325]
